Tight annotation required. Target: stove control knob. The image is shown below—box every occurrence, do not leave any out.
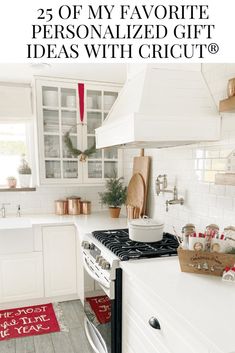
[81,241,90,249]
[98,257,105,266]
[90,244,95,250]
[101,261,110,270]
[96,255,102,263]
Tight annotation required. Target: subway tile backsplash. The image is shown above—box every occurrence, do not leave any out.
[123,141,235,234]
[0,185,105,215]
[123,64,235,234]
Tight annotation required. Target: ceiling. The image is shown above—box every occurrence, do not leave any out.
[0,63,127,85]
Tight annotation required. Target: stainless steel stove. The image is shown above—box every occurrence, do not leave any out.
[91,229,178,261]
[81,228,178,353]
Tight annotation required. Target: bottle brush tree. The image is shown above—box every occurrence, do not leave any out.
[99,175,127,208]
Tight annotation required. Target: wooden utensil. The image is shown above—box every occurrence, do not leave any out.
[132,151,150,215]
[134,207,140,219]
[126,205,140,220]
[126,205,134,220]
[126,173,145,216]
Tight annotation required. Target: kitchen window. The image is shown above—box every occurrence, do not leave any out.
[0,122,33,187]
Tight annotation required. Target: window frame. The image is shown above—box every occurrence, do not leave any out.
[0,120,35,188]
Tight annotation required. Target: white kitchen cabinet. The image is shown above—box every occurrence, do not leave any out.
[43,225,77,297]
[0,253,43,302]
[83,85,122,182]
[122,271,210,353]
[35,78,122,185]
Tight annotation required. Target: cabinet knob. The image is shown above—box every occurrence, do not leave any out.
[148,316,161,330]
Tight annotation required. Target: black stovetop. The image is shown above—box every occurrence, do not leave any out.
[91,229,178,261]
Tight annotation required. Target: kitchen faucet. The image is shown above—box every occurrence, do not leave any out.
[1,203,10,218]
[17,205,21,217]
[165,186,184,212]
[156,175,184,212]
[156,174,177,195]
[156,174,169,195]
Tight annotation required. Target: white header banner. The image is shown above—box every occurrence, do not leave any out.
[0,0,234,63]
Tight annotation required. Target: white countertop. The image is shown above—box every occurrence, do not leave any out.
[0,211,127,233]
[121,257,235,353]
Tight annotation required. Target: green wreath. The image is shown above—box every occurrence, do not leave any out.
[64,127,96,162]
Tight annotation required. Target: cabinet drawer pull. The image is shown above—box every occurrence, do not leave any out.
[148,316,161,330]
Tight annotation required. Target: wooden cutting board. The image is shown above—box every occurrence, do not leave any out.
[126,173,145,215]
[133,156,151,215]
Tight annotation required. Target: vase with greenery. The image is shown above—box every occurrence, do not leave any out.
[99,175,127,218]
[18,155,32,188]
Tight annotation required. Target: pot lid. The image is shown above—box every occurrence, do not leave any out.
[129,217,164,228]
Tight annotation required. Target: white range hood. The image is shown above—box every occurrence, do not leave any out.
[96,64,221,149]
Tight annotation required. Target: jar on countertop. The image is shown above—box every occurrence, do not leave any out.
[205,224,220,235]
[80,201,91,215]
[181,224,196,249]
[205,224,220,251]
[224,226,235,253]
[182,223,196,236]
[67,196,81,215]
[224,226,235,237]
[55,200,68,215]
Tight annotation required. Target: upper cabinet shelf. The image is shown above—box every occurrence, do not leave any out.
[219,78,235,113]
[215,172,235,185]
[219,96,235,113]
[0,187,36,192]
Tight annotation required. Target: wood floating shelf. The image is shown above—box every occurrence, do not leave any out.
[219,96,235,113]
[215,173,235,186]
[0,187,36,192]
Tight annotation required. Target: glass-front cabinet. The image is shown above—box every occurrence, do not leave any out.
[85,88,119,181]
[36,79,121,184]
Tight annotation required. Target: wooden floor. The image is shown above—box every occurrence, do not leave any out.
[0,300,93,353]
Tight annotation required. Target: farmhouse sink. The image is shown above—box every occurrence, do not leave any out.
[0,218,34,254]
[0,217,32,230]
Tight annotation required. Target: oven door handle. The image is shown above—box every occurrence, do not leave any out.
[84,317,108,353]
[83,257,110,289]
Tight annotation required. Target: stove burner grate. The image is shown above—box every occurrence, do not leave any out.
[92,229,178,261]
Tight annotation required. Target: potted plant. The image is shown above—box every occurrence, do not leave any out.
[18,155,32,188]
[6,176,17,189]
[99,175,127,218]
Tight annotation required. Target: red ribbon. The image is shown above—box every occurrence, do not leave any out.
[78,83,84,122]
[225,266,235,272]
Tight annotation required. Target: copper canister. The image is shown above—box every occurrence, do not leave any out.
[67,197,81,215]
[55,200,68,215]
[80,201,91,215]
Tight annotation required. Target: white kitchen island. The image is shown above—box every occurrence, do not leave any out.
[121,257,235,353]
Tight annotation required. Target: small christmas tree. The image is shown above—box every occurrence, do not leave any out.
[99,174,127,218]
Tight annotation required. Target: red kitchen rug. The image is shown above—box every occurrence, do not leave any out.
[0,303,60,341]
[86,295,111,324]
